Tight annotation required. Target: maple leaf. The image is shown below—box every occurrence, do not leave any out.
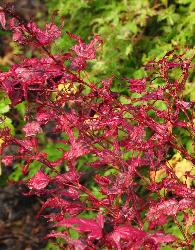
[107,225,147,250]
[28,170,50,190]
[10,20,61,46]
[107,225,177,250]
[36,23,61,45]
[68,32,103,60]
[56,214,104,240]
[53,171,80,185]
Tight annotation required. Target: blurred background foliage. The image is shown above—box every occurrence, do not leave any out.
[0,0,194,249]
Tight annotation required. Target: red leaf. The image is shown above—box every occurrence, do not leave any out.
[23,121,41,137]
[69,33,102,60]
[56,214,104,240]
[28,170,50,190]
[94,175,111,186]
[150,232,177,243]
[54,171,80,184]
[107,225,147,250]
[107,226,177,250]
[176,100,191,109]
[147,199,194,228]
[11,22,61,46]
[38,197,85,218]
[63,140,90,161]
[124,78,146,93]
[36,109,55,125]
[71,56,87,71]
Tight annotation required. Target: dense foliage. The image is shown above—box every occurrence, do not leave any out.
[0,2,195,250]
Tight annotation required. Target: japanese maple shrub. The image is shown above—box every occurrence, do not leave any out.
[0,5,195,250]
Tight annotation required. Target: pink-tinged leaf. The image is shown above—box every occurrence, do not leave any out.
[29,22,61,46]
[107,226,177,249]
[176,101,191,109]
[38,197,85,218]
[53,171,80,184]
[174,121,187,127]
[56,215,104,240]
[8,17,17,29]
[23,121,41,137]
[63,140,90,161]
[11,22,61,46]
[71,57,87,71]
[96,214,104,229]
[69,33,102,60]
[12,28,23,42]
[36,110,54,125]
[61,187,80,200]
[12,57,62,84]
[0,7,6,29]
[164,178,195,197]
[28,170,50,190]
[147,198,194,228]
[142,87,164,100]
[43,23,61,43]
[107,225,147,250]
[94,175,111,186]
[150,232,177,243]
[124,78,146,93]
[178,198,194,210]
[38,197,68,217]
